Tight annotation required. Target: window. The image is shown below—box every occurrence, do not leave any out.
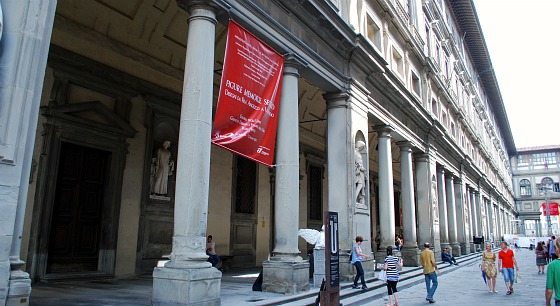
[519,179,531,197]
[308,164,323,221]
[434,42,441,66]
[411,71,421,97]
[391,47,405,77]
[425,24,431,57]
[542,177,554,191]
[407,0,418,28]
[451,122,456,138]
[533,153,546,169]
[545,152,557,168]
[234,156,256,214]
[518,154,530,167]
[431,99,438,116]
[441,111,448,128]
[366,15,382,50]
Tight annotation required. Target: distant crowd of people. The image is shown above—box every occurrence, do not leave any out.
[356,231,560,305]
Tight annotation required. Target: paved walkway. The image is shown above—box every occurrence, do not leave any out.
[29,248,547,305]
[345,247,547,306]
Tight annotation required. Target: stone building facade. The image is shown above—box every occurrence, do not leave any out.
[511,145,560,237]
[0,0,516,305]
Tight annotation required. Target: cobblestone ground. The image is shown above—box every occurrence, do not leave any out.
[361,247,548,306]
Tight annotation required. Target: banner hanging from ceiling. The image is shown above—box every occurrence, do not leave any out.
[542,202,559,216]
[211,20,284,167]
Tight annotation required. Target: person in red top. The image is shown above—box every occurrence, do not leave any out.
[498,241,519,295]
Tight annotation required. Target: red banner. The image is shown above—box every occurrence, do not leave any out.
[542,202,559,216]
[211,20,284,167]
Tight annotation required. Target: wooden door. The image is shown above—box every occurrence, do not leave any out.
[230,156,257,268]
[47,142,109,273]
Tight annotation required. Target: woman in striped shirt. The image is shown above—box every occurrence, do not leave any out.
[384,246,403,306]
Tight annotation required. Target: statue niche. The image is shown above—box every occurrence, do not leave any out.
[150,140,175,200]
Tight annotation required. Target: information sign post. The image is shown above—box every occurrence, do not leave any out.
[322,211,340,305]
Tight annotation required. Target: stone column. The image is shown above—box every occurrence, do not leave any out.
[376,126,395,258]
[437,167,449,252]
[469,189,477,236]
[467,187,475,252]
[397,142,418,266]
[2,0,55,304]
[415,149,440,256]
[0,1,57,305]
[454,178,469,255]
[446,175,460,256]
[536,220,541,237]
[325,92,353,279]
[483,198,489,239]
[488,196,495,243]
[474,187,487,238]
[152,3,221,305]
[496,204,502,241]
[262,55,309,294]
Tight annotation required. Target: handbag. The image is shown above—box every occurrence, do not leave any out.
[378,269,387,283]
[515,271,522,284]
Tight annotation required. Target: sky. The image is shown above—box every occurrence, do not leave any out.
[472,0,560,148]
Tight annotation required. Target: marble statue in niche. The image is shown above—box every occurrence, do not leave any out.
[355,140,367,205]
[150,140,174,198]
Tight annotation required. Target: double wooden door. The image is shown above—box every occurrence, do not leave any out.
[47,142,109,273]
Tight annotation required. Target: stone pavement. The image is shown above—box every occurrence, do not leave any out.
[28,247,547,305]
[344,247,547,306]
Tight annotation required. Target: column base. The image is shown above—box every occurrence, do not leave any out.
[439,242,450,253]
[460,243,469,255]
[400,246,420,267]
[6,269,31,306]
[262,259,310,294]
[451,243,461,257]
[152,265,221,306]
[470,243,476,253]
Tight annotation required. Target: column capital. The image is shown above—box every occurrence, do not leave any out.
[396,141,412,150]
[283,53,308,70]
[374,125,394,138]
[177,0,218,15]
[324,91,350,109]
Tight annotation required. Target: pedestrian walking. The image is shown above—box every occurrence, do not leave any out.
[481,242,498,293]
[498,241,519,295]
[384,246,403,306]
[536,242,547,274]
[420,242,439,303]
[549,236,558,261]
[546,237,560,306]
[351,235,370,290]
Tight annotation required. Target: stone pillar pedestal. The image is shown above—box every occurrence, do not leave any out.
[459,243,469,255]
[313,249,325,288]
[153,267,221,306]
[6,266,31,306]
[451,243,462,258]
[262,259,310,294]
[439,243,451,255]
[400,246,420,267]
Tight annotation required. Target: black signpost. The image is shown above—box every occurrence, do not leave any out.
[322,211,340,305]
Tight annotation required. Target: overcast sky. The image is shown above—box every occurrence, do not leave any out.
[472,0,560,149]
